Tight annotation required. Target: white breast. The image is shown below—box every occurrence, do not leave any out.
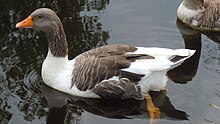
[42,50,74,90]
[42,50,100,98]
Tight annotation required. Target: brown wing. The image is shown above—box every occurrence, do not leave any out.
[72,44,154,91]
[92,78,144,100]
[199,1,220,28]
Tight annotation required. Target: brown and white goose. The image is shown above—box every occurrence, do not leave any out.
[16,8,195,122]
[16,8,195,101]
[177,0,220,31]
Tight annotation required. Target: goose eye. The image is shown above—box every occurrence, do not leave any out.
[37,15,42,19]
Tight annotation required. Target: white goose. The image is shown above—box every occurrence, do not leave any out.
[16,8,195,122]
[177,0,220,31]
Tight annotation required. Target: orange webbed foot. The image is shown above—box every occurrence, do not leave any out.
[145,95,161,124]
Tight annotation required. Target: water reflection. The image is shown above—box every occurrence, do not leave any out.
[171,19,220,123]
[42,83,188,124]
[169,19,220,84]
[168,19,201,84]
[200,31,220,75]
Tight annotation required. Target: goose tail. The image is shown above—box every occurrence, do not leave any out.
[169,49,196,68]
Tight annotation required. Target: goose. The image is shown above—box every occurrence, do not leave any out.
[16,8,195,122]
[177,0,220,31]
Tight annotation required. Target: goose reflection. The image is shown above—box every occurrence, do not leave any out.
[170,18,220,84]
[42,83,188,124]
[168,19,202,84]
[201,29,220,44]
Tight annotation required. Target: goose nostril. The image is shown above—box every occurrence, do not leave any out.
[15,16,33,28]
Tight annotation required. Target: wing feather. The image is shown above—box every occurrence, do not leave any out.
[72,44,153,91]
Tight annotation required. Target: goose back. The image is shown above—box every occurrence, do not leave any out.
[199,1,220,29]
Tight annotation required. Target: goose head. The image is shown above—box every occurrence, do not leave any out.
[16,8,68,57]
[16,8,63,34]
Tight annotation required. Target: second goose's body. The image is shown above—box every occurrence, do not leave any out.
[177,0,220,31]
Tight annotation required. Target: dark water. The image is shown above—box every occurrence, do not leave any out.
[0,0,220,124]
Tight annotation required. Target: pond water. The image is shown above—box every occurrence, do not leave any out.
[0,0,220,124]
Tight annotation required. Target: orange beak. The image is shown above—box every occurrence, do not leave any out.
[15,16,33,28]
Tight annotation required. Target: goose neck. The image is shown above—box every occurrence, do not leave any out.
[46,27,68,57]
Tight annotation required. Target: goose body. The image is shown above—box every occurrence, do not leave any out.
[16,8,195,100]
[177,0,220,31]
